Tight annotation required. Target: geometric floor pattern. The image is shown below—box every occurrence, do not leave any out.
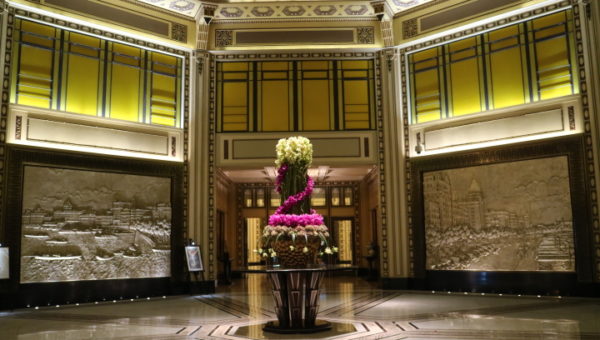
[1,275,599,339]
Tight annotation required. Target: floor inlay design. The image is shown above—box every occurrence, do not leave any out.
[0,276,599,339]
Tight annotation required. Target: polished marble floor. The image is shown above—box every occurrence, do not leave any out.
[0,274,599,339]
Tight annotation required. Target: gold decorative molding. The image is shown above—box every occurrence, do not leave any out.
[215,29,233,47]
[357,26,375,44]
[13,6,190,55]
[196,22,209,50]
[213,27,376,48]
[213,1,376,22]
[402,17,418,39]
[136,0,201,17]
[0,8,13,237]
[381,19,394,47]
[171,22,187,42]
[398,0,542,41]
[211,51,377,61]
[398,0,575,53]
[24,0,191,43]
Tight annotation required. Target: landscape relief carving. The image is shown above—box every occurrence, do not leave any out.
[20,166,172,283]
[424,156,575,272]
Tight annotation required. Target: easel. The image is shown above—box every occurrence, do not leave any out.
[185,240,205,294]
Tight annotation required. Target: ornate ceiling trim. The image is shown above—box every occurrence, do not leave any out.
[118,0,197,20]
[212,17,379,24]
[128,0,435,21]
[213,2,375,21]
[137,0,202,18]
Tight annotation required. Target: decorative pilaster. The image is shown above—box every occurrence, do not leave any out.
[378,49,409,279]
[0,3,13,240]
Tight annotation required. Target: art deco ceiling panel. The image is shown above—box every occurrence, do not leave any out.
[135,0,433,19]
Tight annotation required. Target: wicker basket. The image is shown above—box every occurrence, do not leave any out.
[272,236,321,268]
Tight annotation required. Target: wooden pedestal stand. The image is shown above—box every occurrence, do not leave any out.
[264,268,330,333]
[243,264,356,334]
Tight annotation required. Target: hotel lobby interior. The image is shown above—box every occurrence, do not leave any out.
[0,0,599,339]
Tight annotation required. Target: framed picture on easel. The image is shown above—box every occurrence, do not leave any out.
[185,245,203,272]
[0,247,8,279]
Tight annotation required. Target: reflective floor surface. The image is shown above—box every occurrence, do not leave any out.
[0,274,599,339]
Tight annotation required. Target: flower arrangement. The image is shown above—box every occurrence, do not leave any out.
[260,136,336,266]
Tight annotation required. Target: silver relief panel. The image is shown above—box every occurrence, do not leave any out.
[424,156,575,272]
[20,166,172,283]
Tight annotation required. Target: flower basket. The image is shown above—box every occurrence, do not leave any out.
[272,236,321,268]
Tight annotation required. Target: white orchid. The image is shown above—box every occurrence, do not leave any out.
[275,136,313,167]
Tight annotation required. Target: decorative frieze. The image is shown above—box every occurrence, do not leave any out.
[171,23,187,43]
[357,26,375,44]
[215,30,233,47]
[402,18,418,39]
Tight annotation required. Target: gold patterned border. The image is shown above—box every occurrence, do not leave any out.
[393,0,451,18]
[117,0,196,20]
[399,52,414,276]
[25,0,189,43]
[214,2,375,21]
[398,0,556,40]
[572,3,600,281]
[212,51,377,61]
[400,1,575,53]
[0,5,12,237]
[13,7,189,56]
[208,51,383,276]
[208,54,217,277]
[373,51,389,277]
[214,27,375,48]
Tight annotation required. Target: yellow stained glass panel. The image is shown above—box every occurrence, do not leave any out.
[222,82,248,131]
[261,80,289,131]
[18,45,53,108]
[151,73,176,126]
[66,54,100,115]
[222,62,249,71]
[341,60,368,69]
[110,63,141,122]
[414,68,441,123]
[302,80,330,130]
[450,57,481,116]
[488,25,526,109]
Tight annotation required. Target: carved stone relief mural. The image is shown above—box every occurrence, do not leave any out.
[424,156,575,272]
[20,166,173,283]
